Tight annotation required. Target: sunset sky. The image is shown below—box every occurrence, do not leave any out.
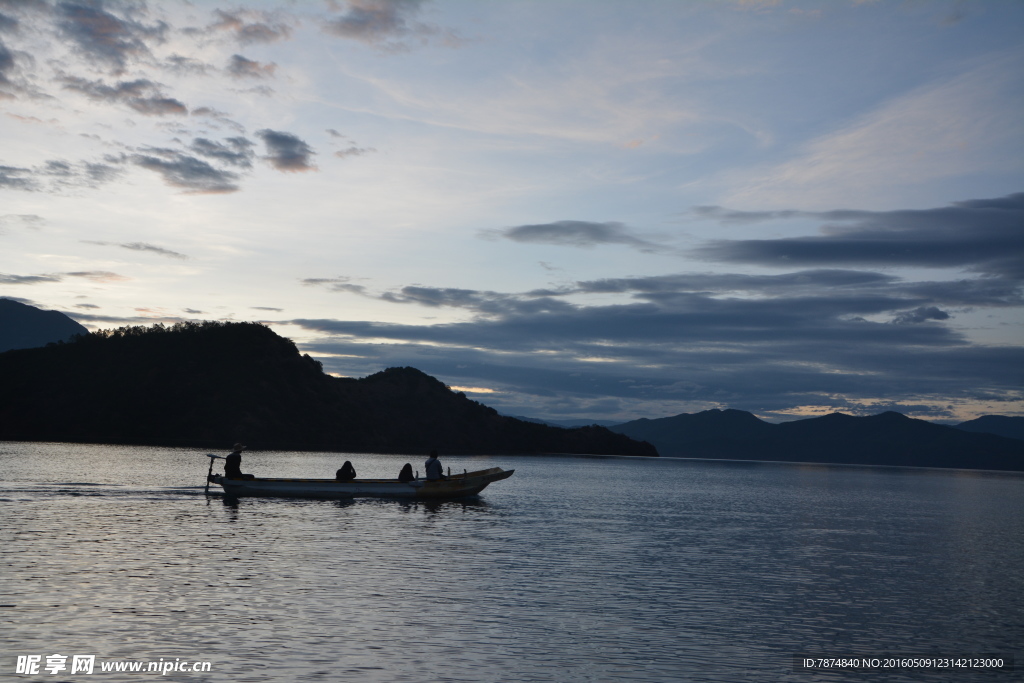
[1,0,1022,423]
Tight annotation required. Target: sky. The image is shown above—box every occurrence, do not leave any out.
[1,0,1022,424]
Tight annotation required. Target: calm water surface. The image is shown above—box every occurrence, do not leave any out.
[2,443,1022,682]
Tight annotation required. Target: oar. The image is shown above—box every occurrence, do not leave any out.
[204,454,223,494]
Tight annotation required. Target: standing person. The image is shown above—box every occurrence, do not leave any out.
[424,450,445,481]
[336,460,357,482]
[224,443,249,479]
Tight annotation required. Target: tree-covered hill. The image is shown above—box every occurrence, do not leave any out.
[0,321,657,456]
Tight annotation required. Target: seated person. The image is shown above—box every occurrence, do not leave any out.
[224,443,255,480]
[424,450,446,481]
[398,463,414,482]
[336,460,357,482]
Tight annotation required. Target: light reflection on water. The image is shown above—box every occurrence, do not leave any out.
[2,443,1022,682]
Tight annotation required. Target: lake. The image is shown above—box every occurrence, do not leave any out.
[2,442,1021,682]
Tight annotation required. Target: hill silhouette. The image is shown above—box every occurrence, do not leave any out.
[611,409,1023,471]
[0,299,88,352]
[955,415,1024,441]
[0,320,656,456]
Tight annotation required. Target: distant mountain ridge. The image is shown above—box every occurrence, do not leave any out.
[0,299,88,352]
[0,320,656,456]
[610,408,1023,472]
[954,415,1024,441]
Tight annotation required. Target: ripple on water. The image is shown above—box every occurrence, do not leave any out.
[2,446,1023,681]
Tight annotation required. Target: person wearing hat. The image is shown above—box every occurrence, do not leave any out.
[224,443,250,480]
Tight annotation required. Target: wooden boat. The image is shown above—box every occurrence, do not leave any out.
[208,466,514,500]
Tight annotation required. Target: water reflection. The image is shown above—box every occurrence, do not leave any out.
[2,445,1022,682]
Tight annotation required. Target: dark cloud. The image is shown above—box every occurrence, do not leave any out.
[256,129,316,172]
[210,9,292,45]
[0,272,61,284]
[226,54,276,79]
[60,76,187,115]
[292,189,1024,420]
[252,306,283,312]
[892,306,950,325]
[323,0,425,43]
[108,242,188,260]
[0,39,13,86]
[129,151,240,193]
[490,220,671,254]
[0,13,19,34]
[0,159,122,192]
[56,2,167,73]
[190,137,255,168]
[0,164,36,190]
[163,54,214,76]
[693,192,1024,278]
[301,277,366,295]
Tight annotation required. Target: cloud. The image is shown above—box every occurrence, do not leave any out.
[322,0,429,46]
[129,151,241,193]
[488,220,671,254]
[60,76,187,115]
[0,272,61,285]
[0,164,36,190]
[189,137,255,168]
[693,192,1024,278]
[722,56,1024,208]
[65,270,128,282]
[0,39,13,86]
[892,306,950,325]
[55,2,167,74]
[226,54,276,79]
[335,146,375,159]
[301,277,366,295]
[0,214,44,233]
[83,241,188,260]
[209,9,293,44]
[289,193,1023,420]
[0,158,123,192]
[256,129,316,172]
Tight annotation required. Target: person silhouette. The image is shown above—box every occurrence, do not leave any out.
[424,450,445,481]
[336,460,356,482]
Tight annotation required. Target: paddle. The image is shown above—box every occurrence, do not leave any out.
[204,454,223,494]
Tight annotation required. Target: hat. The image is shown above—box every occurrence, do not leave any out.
[233,443,246,451]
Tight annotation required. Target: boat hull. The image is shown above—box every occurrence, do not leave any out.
[210,467,514,500]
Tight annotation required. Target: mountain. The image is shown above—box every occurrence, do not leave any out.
[506,415,622,428]
[610,408,1023,471]
[0,299,88,352]
[954,416,1024,441]
[0,320,656,456]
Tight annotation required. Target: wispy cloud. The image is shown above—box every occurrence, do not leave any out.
[226,54,277,79]
[84,241,189,260]
[693,192,1024,278]
[60,76,187,116]
[208,9,294,45]
[722,55,1024,209]
[486,220,672,254]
